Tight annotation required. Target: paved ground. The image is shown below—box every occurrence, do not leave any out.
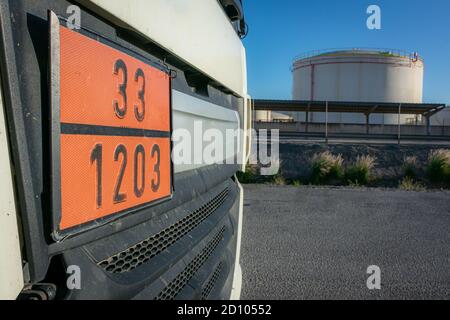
[241,185,450,300]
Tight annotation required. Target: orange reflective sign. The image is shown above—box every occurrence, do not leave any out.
[54,25,172,233]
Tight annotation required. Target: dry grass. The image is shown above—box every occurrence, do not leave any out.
[271,174,286,186]
[292,180,302,187]
[356,155,376,171]
[427,149,450,185]
[399,177,425,191]
[310,151,344,184]
[403,156,418,179]
[345,155,376,185]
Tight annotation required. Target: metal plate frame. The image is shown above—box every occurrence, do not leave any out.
[49,11,173,241]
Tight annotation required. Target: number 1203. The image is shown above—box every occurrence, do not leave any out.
[90,143,161,208]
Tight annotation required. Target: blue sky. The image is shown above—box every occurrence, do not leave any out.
[243,0,450,104]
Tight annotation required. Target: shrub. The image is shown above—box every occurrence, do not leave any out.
[399,177,425,191]
[345,155,376,186]
[271,173,286,185]
[403,156,418,179]
[347,180,361,188]
[427,149,450,185]
[310,151,344,184]
[236,166,257,184]
[292,180,302,187]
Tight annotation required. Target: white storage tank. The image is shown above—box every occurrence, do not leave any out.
[255,110,272,122]
[289,49,424,124]
[255,110,292,122]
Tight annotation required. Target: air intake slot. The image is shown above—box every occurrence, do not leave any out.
[155,227,225,300]
[98,189,229,273]
[201,262,224,300]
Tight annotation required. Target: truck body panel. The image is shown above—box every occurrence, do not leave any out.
[0,76,24,300]
[0,0,249,300]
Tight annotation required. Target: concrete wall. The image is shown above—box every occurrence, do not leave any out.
[431,107,450,126]
[264,112,424,126]
[255,122,450,137]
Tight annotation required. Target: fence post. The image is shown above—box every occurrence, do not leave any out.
[365,113,370,135]
[305,103,310,133]
[325,101,329,144]
[397,104,402,145]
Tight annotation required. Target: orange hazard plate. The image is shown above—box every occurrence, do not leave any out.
[50,13,172,238]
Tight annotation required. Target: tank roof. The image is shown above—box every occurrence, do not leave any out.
[294,48,422,63]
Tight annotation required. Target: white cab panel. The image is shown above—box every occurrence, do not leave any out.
[0,78,23,300]
[81,0,246,97]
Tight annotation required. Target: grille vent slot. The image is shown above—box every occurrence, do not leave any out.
[201,262,224,300]
[98,188,229,273]
[155,227,225,300]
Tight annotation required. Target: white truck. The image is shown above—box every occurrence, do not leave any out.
[0,0,251,300]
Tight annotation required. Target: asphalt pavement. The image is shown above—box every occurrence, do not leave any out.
[241,185,450,300]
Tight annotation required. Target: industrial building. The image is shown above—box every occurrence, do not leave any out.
[255,48,449,128]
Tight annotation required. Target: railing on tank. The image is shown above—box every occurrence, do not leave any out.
[293,48,422,64]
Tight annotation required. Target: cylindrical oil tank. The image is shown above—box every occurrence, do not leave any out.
[255,110,272,122]
[254,110,292,122]
[290,49,424,124]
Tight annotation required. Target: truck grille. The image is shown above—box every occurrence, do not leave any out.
[155,227,225,300]
[98,188,229,273]
[201,261,224,300]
